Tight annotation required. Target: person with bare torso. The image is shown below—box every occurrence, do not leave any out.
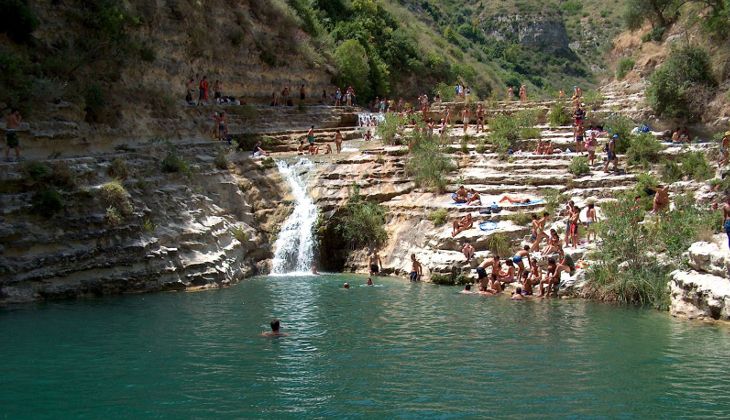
[4,109,22,161]
[334,130,343,154]
[409,254,422,282]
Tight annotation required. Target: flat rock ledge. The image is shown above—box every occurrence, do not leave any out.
[669,241,730,321]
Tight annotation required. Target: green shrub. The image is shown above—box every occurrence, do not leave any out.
[230,225,249,244]
[108,157,129,180]
[334,39,371,100]
[616,58,635,80]
[548,101,571,127]
[542,188,566,214]
[626,133,663,167]
[582,90,605,110]
[489,112,536,156]
[569,156,591,176]
[0,0,39,43]
[23,161,52,183]
[143,218,156,233]
[214,151,229,170]
[428,208,448,226]
[161,150,190,175]
[260,157,276,169]
[680,151,713,181]
[476,140,486,154]
[32,188,64,218]
[377,113,406,145]
[503,212,533,226]
[647,45,716,121]
[406,120,456,192]
[434,81,456,102]
[100,180,132,215]
[486,232,511,257]
[520,127,541,140]
[334,185,388,249]
[431,272,471,286]
[661,160,683,183]
[105,206,122,226]
[460,136,470,153]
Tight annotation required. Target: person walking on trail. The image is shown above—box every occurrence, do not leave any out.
[604,134,619,173]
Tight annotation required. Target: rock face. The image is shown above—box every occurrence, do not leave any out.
[669,241,730,321]
[482,14,573,55]
[0,142,289,303]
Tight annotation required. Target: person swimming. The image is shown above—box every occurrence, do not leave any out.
[261,319,289,337]
[343,282,350,289]
[366,278,373,286]
[511,287,524,300]
[460,284,473,294]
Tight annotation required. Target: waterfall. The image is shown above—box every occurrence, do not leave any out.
[271,158,318,274]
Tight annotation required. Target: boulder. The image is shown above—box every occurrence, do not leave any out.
[669,270,730,321]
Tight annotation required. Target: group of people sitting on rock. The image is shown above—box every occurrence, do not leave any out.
[186,76,239,106]
[463,245,576,298]
[296,127,343,156]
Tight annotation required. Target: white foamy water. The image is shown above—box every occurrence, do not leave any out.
[271,158,318,274]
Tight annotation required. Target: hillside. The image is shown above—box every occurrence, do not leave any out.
[606,0,730,129]
[0,0,627,130]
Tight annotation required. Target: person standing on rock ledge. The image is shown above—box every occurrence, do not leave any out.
[369,251,382,275]
[4,109,22,162]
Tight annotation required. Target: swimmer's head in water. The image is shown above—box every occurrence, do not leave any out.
[465,284,471,290]
[271,319,280,332]
[516,287,522,294]
[344,283,350,289]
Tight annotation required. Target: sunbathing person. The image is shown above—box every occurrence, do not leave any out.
[452,213,474,237]
[499,195,531,205]
[454,186,469,203]
[466,189,481,205]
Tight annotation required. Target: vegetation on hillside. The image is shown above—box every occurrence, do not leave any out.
[332,184,388,249]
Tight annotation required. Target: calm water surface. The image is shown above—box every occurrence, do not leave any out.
[2,275,730,418]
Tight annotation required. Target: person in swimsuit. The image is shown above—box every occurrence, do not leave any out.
[476,256,500,289]
[585,131,598,165]
[252,141,269,157]
[452,213,473,237]
[466,189,481,205]
[334,130,343,154]
[604,134,619,173]
[511,287,524,300]
[409,254,422,282]
[499,195,531,205]
[307,126,315,147]
[542,229,563,257]
[198,75,209,106]
[476,104,485,133]
[366,278,374,286]
[530,212,550,252]
[498,259,516,284]
[539,258,558,297]
[567,206,581,248]
[369,251,382,275]
[262,319,288,337]
[217,111,228,141]
[722,195,730,247]
[507,86,514,101]
[585,203,597,243]
[4,109,22,161]
[553,254,576,285]
[462,107,470,134]
[519,85,527,103]
[462,240,475,262]
[460,284,474,294]
[512,245,531,279]
[454,185,469,203]
[487,272,502,294]
[521,270,533,296]
[652,185,670,214]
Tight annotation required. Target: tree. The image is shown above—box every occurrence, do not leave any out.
[334,39,371,99]
[623,0,682,30]
[646,45,716,120]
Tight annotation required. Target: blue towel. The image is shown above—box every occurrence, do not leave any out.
[479,221,498,232]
